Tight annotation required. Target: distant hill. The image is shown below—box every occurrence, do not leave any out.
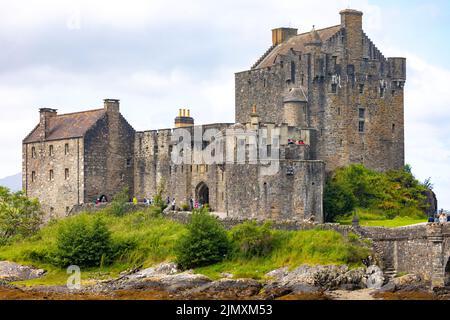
[0,173,22,192]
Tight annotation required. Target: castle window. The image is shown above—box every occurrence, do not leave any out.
[359,84,364,94]
[169,145,173,156]
[49,145,54,157]
[392,123,395,133]
[290,61,296,84]
[263,79,266,87]
[65,168,69,180]
[49,170,54,181]
[65,143,69,155]
[31,171,36,182]
[332,56,337,68]
[331,83,337,93]
[358,121,365,133]
[267,145,272,156]
[31,147,36,159]
[126,158,132,167]
[358,108,365,119]
[181,165,184,173]
[380,86,385,98]
[154,145,159,155]
[337,107,341,116]
[301,74,304,86]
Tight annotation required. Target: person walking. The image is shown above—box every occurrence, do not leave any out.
[171,198,176,211]
[189,196,194,211]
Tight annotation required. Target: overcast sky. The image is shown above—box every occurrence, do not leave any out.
[0,0,449,209]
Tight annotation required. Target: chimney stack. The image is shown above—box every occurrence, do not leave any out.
[340,9,363,60]
[175,108,194,128]
[39,108,57,140]
[104,99,120,114]
[271,27,298,46]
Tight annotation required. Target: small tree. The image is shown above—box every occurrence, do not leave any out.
[153,178,167,211]
[106,187,130,216]
[0,187,43,245]
[53,214,113,267]
[175,208,230,269]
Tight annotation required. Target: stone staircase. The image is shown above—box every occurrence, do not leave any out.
[251,44,276,69]
[383,267,397,280]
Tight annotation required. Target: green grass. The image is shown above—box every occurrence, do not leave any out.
[0,210,371,285]
[195,229,370,280]
[338,216,427,228]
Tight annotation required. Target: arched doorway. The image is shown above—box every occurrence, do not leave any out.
[196,182,209,206]
[445,257,450,286]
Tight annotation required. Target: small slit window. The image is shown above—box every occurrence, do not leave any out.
[331,83,337,93]
[65,168,69,180]
[31,171,36,182]
[49,170,54,181]
[65,143,69,155]
[31,147,36,159]
[49,145,54,157]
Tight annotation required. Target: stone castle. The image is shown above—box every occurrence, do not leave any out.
[22,9,406,221]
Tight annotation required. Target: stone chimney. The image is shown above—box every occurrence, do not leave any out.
[340,9,363,61]
[272,27,298,46]
[174,109,194,128]
[39,108,57,140]
[104,99,120,114]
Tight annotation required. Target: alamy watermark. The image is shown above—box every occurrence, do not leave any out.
[170,126,281,176]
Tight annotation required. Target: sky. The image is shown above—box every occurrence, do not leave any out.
[0,0,449,209]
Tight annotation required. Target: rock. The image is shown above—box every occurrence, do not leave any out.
[125,262,179,280]
[0,261,45,282]
[264,265,366,292]
[220,272,233,279]
[265,267,289,281]
[291,283,320,294]
[392,274,421,287]
[378,281,396,293]
[364,265,384,289]
[186,278,262,298]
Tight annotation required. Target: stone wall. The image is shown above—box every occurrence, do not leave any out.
[23,138,84,218]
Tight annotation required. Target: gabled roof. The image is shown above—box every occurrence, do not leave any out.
[254,25,341,69]
[23,109,106,143]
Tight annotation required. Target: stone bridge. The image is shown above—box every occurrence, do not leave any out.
[355,223,450,288]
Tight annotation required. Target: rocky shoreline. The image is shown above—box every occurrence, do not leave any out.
[0,261,448,300]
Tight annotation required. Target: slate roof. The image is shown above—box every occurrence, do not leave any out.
[23,109,106,143]
[254,25,342,69]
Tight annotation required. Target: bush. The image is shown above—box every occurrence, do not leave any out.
[324,164,429,222]
[175,208,230,270]
[230,221,274,258]
[53,214,114,267]
[105,187,130,217]
[0,187,43,245]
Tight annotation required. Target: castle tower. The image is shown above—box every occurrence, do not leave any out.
[340,9,363,62]
[174,109,194,128]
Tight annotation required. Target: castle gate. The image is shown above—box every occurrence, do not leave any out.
[196,182,209,206]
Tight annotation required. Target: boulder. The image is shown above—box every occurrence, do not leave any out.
[187,278,262,298]
[0,261,45,282]
[364,265,384,289]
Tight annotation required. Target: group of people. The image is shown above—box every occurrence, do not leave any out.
[287,139,306,145]
[429,209,449,224]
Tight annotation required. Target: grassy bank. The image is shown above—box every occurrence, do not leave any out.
[0,210,371,285]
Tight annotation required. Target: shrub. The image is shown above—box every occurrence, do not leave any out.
[230,221,274,258]
[105,187,130,217]
[0,187,43,245]
[324,164,429,222]
[153,179,168,212]
[180,203,190,211]
[175,208,230,270]
[53,214,114,267]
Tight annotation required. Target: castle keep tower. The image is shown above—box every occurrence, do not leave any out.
[235,9,406,172]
